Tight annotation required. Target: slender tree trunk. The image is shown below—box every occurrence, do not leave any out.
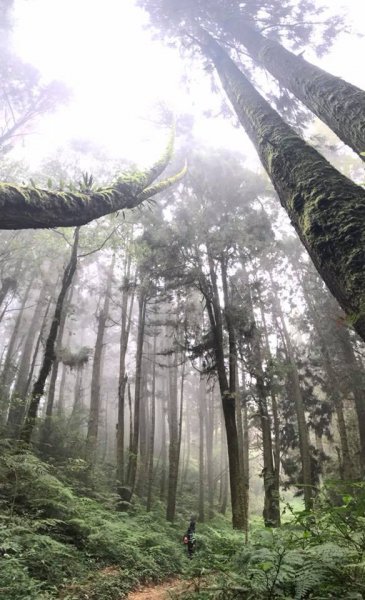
[205,386,215,520]
[116,263,135,492]
[40,282,76,450]
[0,278,33,424]
[20,228,80,444]
[160,384,167,502]
[198,372,205,523]
[219,423,228,515]
[146,334,157,512]
[200,249,245,529]
[86,254,115,463]
[241,268,280,526]
[199,30,365,342]
[136,364,148,497]
[166,350,180,522]
[24,293,52,399]
[272,287,313,510]
[127,286,147,497]
[301,283,353,480]
[7,281,47,437]
[336,326,365,475]
[0,276,17,311]
[45,284,75,408]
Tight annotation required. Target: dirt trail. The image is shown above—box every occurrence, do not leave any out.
[127,577,192,599]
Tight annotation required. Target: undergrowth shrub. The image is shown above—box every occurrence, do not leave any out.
[0,448,186,599]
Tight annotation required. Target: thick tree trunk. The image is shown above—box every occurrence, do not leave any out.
[86,254,115,462]
[200,30,365,342]
[20,228,80,444]
[224,21,365,157]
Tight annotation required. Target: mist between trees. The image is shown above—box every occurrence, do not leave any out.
[2,1,365,599]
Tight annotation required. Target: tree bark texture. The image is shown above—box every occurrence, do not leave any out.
[0,138,185,229]
[225,21,365,157]
[200,30,365,342]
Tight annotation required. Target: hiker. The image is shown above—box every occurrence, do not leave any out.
[184,516,196,559]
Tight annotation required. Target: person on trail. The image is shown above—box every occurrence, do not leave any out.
[184,516,196,559]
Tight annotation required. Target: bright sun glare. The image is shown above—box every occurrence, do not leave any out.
[11,0,365,169]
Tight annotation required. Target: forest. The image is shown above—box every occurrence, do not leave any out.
[1,0,365,598]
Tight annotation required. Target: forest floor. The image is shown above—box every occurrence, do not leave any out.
[127,577,193,599]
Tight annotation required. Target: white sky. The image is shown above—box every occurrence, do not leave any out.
[10,0,365,170]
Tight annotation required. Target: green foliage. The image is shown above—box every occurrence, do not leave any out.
[0,448,186,599]
[181,485,365,599]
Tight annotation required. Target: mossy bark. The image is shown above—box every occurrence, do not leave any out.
[0,142,186,230]
[228,21,365,157]
[201,31,365,342]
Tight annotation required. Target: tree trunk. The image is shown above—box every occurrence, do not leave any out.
[272,287,313,510]
[7,281,47,437]
[199,30,365,342]
[116,262,135,492]
[224,20,365,157]
[86,254,115,462]
[205,386,215,520]
[0,276,17,310]
[159,384,168,502]
[127,286,147,498]
[200,248,246,529]
[336,326,365,474]
[146,334,157,512]
[301,281,353,480]
[40,280,76,450]
[20,228,80,444]
[24,293,52,399]
[198,372,205,523]
[241,268,280,526]
[0,278,33,424]
[166,350,180,522]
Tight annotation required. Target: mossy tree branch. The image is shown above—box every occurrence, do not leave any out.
[0,133,186,230]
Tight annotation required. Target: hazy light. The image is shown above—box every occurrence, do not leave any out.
[10,0,365,170]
